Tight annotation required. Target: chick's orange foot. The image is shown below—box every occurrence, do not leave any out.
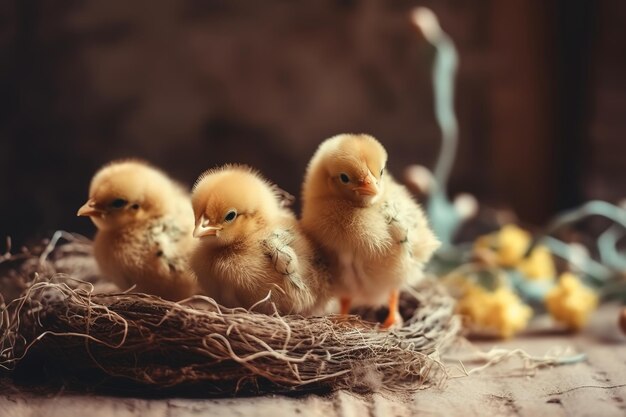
[381,289,403,329]
[340,296,352,315]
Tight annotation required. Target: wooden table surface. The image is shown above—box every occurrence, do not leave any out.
[3,305,626,417]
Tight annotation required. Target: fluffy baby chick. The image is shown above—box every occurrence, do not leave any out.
[190,165,328,315]
[301,134,440,328]
[77,160,197,300]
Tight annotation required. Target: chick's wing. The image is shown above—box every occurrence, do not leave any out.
[147,218,189,274]
[261,229,305,290]
[380,183,439,262]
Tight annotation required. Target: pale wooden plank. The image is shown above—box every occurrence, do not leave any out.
[165,395,338,417]
[332,391,371,417]
[1,393,346,417]
[412,374,522,416]
[411,305,626,417]
[371,393,413,417]
[2,396,168,417]
[520,306,626,417]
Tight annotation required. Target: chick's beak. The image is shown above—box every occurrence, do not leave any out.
[193,216,223,238]
[352,174,379,196]
[77,200,103,217]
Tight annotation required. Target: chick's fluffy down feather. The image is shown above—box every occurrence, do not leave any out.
[81,160,197,300]
[190,165,329,315]
[301,134,440,307]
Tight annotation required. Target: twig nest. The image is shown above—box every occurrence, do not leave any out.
[0,235,460,396]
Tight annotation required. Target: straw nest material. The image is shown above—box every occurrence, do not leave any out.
[0,233,460,396]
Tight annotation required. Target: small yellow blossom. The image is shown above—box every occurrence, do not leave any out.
[475,224,531,267]
[517,245,556,280]
[545,272,598,330]
[456,283,533,338]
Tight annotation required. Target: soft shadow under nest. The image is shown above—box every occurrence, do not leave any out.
[0,233,460,396]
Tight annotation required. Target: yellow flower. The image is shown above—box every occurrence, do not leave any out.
[456,283,533,338]
[517,245,556,280]
[545,273,598,330]
[475,225,531,267]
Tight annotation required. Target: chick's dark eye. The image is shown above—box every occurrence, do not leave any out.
[380,168,384,176]
[111,198,128,208]
[224,210,237,222]
[339,173,350,184]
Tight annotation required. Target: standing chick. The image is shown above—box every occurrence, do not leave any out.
[77,160,197,300]
[301,134,440,328]
[190,165,328,315]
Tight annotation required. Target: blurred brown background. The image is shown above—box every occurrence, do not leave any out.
[1,0,624,247]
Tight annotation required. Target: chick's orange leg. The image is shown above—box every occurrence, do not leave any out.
[381,289,400,329]
[340,297,351,315]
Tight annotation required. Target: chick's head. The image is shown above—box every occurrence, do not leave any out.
[305,134,388,206]
[191,165,283,246]
[78,160,178,230]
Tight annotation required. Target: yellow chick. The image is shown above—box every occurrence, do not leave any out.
[301,134,440,328]
[190,165,328,315]
[77,160,197,300]
[456,283,532,339]
[545,272,598,330]
[474,224,531,267]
